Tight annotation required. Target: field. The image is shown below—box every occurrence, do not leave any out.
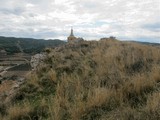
[0,54,31,91]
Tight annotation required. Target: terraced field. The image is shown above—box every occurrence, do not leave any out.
[8,64,31,71]
[0,54,31,81]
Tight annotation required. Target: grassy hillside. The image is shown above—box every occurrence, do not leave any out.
[0,36,66,54]
[0,39,160,120]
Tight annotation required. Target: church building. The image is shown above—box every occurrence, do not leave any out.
[67,28,77,43]
[67,28,84,43]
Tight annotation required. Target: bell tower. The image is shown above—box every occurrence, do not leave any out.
[70,27,74,36]
[67,27,77,43]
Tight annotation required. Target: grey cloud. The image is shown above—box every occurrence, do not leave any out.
[0,0,159,43]
[142,23,160,32]
[0,7,25,15]
[0,27,61,39]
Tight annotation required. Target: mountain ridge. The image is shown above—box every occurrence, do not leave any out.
[0,36,66,54]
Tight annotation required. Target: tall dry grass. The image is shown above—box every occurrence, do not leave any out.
[1,39,160,120]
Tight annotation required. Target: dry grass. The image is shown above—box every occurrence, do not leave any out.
[7,102,33,120]
[0,80,15,93]
[147,92,160,108]
[1,39,160,120]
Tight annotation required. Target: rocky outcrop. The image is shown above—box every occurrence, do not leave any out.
[30,53,46,70]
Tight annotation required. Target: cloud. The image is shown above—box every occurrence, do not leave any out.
[142,23,160,32]
[0,0,159,43]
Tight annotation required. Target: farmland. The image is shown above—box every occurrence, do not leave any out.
[0,53,31,81]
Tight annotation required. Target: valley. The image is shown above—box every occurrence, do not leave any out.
[0,53,31,81]
[0,36,66,108]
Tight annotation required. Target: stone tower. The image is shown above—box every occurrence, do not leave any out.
[67,27,77,43]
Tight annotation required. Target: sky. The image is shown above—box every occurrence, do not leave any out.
[0,0,160,43]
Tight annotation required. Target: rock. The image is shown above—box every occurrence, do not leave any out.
[12,84,19,89]
[30,53,46,70]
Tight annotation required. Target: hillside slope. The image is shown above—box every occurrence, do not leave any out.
[0,39,160,120]
[0,36,66,54]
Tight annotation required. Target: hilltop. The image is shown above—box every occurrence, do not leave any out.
[0,39,160,120]
[0,36,66,54]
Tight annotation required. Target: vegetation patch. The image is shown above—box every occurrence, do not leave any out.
[1,39,160,120]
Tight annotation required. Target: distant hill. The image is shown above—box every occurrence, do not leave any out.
[128,40,160,46]
[137,41,160,46]
[0,36,66,54]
